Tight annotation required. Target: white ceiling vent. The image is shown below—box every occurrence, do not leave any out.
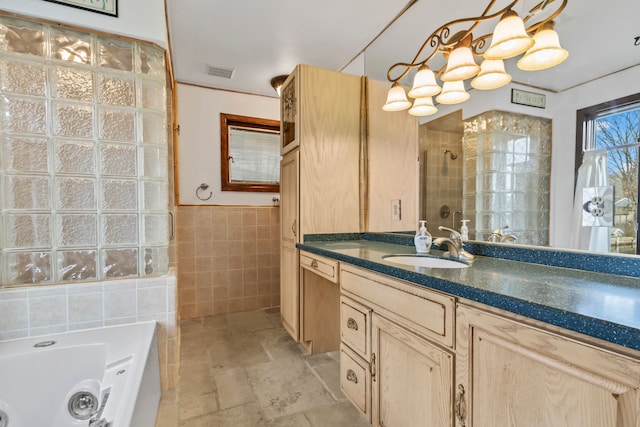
[206,65,235,79]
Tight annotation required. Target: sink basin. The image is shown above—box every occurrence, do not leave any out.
[383,255,469,269]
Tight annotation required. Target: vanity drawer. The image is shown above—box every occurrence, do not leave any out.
[300,251,339,283]
[340,345,371,422]
[340,265,455,348]
[341,297,370,359]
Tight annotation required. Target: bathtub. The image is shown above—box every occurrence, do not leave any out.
[0,321,161,427]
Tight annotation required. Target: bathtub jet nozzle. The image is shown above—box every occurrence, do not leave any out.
[68,391,99,420]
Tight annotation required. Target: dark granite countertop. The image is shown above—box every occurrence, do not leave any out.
[297,238,640,352]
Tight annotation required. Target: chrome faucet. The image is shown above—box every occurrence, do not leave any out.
[434,226,475,262]
[488,225,517,243]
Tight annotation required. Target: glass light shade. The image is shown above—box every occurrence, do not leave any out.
[441,46,480,82]
[517,24,568,71]
[471,59,512,90]
[382,82,411,111]
[484,10,534,60]
[408,65,441,97]
[270,74,288,96]
[435,81,470,104]
[408,97,438,116]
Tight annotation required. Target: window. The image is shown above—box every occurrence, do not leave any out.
[220,113,280,192]
[576,93,640,254]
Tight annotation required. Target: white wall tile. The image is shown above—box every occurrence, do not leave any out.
[104,288,136,319]
[0,298,28,330]
[68,292,103,323]
[137,286,167,315]
[29,295,67,327]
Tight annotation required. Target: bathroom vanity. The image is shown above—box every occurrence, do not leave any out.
[298,236,640,427]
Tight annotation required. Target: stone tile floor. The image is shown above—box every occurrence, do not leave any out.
[155,307,370,427]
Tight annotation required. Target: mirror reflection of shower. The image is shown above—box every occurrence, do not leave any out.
[420,110,464,235]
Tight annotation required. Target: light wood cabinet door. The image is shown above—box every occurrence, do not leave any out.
[280,150,299,340]
[455,304,640,427]
[280,150,298,244]
[280,240,299,340]
[372,313,454,427]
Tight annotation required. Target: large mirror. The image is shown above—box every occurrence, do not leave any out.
[363,0,640,255]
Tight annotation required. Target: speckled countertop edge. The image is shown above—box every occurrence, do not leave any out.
[297,237,640,352]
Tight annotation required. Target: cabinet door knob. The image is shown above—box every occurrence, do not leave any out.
[291,220,297,237]
[347,318,359,331]
[455,384,467,427]
[310,259,318,268]
[346,369,358,384]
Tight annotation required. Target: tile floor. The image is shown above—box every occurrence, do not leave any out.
[155,307,370,427]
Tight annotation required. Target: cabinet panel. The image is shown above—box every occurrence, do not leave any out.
[341,296,370,359]
[280,73,298,154]
[456,304,640,427]
[341,265,455,348]
[280,150,298,243]
[341,344,371,421]
[367,78,419,232]
[298,65,361,236]
[372,313,454,427]
[300,251,339,283]
[301,267,340,353]
[280,241,299,340]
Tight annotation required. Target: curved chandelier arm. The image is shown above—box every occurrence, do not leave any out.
[522,0,568,32]
[385,0,566,84]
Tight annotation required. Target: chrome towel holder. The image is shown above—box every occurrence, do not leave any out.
[196,183,212,201]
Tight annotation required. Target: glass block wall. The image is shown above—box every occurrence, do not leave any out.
[0,15,169,286]
[462,111,551,245]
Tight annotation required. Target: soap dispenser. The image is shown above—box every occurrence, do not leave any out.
[460,220,470,241]
[414,220,432,254]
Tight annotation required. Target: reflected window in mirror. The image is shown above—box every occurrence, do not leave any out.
[575,93,640,254]
[220,113,281,192]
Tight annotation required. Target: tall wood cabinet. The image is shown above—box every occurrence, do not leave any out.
[279,64,361,340]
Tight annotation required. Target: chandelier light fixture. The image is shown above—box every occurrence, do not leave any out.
[383,0,568,116]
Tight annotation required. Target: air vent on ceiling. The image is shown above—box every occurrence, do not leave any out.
[207,65,235,79]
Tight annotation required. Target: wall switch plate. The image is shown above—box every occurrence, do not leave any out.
[391,199,402,221]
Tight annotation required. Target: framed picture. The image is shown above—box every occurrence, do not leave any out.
[44,0,118,17]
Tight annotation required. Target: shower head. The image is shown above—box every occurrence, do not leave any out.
[444,150,458,160]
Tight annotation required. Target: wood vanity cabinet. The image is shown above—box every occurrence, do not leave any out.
[340,264,456,427]
[455,304,640,427]
[338,263,640,427]
[278,64,361,341]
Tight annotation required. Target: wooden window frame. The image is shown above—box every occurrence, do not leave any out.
[220,113,280,192]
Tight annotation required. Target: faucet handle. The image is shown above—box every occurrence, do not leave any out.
[492,224,509,234]
[438,226,462,243]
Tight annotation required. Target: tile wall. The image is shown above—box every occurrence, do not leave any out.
[0,273,179,390]
[176,206,280,320]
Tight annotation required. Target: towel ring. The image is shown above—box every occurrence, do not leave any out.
[196,183,212,201]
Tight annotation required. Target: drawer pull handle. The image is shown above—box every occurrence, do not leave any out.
[371,353,376,382]
[455,384,466,427]
[310,259,318,268]
[346,369,358,384]
[347,318,359,331]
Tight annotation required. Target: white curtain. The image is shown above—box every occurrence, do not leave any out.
[569,149,610,252]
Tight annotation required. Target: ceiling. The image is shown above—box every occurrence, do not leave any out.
[166,0,640,98]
